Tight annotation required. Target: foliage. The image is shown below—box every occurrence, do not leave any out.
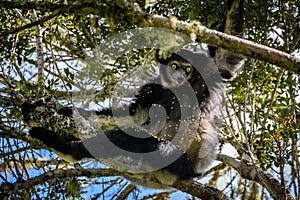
[0,0,299,199]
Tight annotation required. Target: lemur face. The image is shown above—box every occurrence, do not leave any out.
[160,60,194,88]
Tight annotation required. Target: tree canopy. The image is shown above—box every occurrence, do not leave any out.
[0,0,299,199]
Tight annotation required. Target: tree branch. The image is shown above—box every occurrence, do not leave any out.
[0,124,50,151]
[0,168,122,195]
[0,1,299,74]
[0,167,231,199]
[173,179,232,200]
[217,154,294,200]
[118,1,299,74]
[0,9,64,39]
[1,121,228,199]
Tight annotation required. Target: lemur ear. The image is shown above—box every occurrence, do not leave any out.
[155,49,173,65]
[207,46,217,58]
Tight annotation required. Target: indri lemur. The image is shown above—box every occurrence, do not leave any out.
[22,0,245,187]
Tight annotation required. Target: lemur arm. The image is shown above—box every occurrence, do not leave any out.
[209,0,245,80]
[57,82,160,119]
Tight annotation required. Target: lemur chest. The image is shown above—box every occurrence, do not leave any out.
[153,89,199,119]
[140,89,201,142]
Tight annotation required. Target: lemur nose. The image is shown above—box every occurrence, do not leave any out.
[176,76,185,83]
[173,69,186,84]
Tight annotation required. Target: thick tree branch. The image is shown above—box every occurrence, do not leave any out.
[119,1,299,74]
[173,179,232,200]
[217,154,294,200]
[1,1,298,74]
[0,167,231,199]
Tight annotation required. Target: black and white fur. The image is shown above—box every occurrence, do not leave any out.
[21,0,244,188]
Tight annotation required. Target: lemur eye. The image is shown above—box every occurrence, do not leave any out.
[185,67,192,72]
[171,64,177,70]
